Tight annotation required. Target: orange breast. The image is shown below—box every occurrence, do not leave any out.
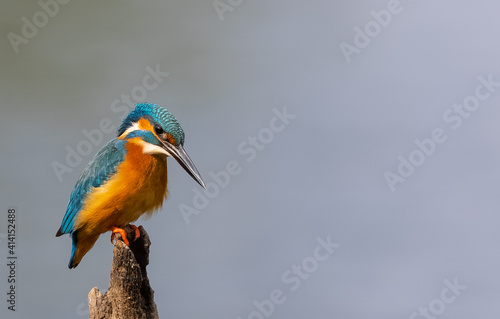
[75,139,168,237]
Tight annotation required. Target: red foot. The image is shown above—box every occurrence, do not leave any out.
[130,224,140,241]
[110,225,141,246]
[111,227,129,245]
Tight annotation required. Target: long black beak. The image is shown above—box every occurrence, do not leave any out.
[160,141,206,189]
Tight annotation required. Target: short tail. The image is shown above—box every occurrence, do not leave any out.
[55,227,64,237]
[68,231,79,269]
[68,231,99,269]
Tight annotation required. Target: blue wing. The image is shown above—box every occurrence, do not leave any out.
[56,138,127,236]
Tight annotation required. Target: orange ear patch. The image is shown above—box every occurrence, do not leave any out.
[137,118,154,131]
[165,133,176,145]
[137,118,176,144]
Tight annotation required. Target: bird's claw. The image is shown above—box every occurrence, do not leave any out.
[110,227,129,245]
[110,225,141,246]
[130,224,141,241]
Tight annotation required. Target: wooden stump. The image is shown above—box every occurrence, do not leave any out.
[89,225,159,319]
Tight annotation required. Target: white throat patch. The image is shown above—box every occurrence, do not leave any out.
[140,141,171,156]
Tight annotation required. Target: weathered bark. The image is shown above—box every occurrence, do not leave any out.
[89,225,159,319]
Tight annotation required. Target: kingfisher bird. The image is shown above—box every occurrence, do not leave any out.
[56,103,205,269]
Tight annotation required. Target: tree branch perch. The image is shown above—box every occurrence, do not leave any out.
[89,225,159,319]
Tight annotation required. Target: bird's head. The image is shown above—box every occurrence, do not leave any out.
[118,103,206,189]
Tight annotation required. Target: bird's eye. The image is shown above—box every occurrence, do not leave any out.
[154,124,164,135]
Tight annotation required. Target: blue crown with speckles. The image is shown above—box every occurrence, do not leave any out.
[117,103,185,145]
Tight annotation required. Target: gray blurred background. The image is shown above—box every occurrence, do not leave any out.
[1,0,500,318]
